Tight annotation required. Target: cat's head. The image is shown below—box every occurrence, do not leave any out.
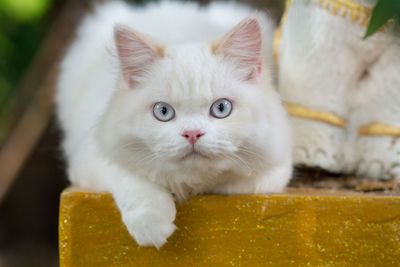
[97,15,289,179]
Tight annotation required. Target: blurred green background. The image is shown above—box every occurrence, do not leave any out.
[0,0,52,139]
[0,0,146,143]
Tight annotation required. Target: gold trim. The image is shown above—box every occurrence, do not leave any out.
[318,0,372,27]
[284,102,347,128]
[359,122,400,137]
[273,0,291,64]
[273,27,282,65]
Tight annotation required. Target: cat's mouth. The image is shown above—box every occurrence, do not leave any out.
[181,149,209,160]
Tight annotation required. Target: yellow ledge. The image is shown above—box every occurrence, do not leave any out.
[59,188,400,266]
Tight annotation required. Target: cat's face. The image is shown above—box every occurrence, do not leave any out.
[106,50,269,171]
[97,16,284,176]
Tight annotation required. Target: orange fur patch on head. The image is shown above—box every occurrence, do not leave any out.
[114,25,165,87]
[210,14,263,81]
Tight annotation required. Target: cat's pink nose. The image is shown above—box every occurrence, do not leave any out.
[182,130,204,145]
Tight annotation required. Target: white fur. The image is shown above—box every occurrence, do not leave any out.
[56,1,292,248]
[278,0,400,179]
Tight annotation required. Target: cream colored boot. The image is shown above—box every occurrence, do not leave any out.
[277,0,400,179]
[344,41,400,179]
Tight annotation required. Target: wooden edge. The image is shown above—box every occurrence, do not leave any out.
[59,187,400,266]
[61,186,400,198]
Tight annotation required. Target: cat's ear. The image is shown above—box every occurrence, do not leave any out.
[114,25,164,88]
[211,15,263,81]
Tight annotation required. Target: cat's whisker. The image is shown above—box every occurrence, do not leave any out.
[129,152,159,167]
[202,143,236,154]
[225,153,252,174]
[238,147,264,161]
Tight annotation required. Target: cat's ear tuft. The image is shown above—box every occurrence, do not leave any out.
[114,25,164,88]
[212,15,263,81]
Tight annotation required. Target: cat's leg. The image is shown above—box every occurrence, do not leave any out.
[68,152,176,248]
[278,3,360,172]
[346,42,400,180]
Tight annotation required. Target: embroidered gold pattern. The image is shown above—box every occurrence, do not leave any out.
[359,122,400,137]
[319,0,373,27]
[284,102,347,128]
[273,0,379,62]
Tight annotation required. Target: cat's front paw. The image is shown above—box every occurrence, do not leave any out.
[122,208,177,249]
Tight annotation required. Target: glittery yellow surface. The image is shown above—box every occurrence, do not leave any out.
[59,189,400,266]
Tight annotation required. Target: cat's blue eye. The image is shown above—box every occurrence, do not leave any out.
[153,102,175,122]
[210,98,232,119]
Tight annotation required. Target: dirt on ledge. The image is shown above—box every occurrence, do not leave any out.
[288,166,400,195]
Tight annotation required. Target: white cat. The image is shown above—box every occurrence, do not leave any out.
[277,0,400,179]
[56,0,292,248]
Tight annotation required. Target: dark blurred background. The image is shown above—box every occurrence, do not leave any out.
[0,0,283,266]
